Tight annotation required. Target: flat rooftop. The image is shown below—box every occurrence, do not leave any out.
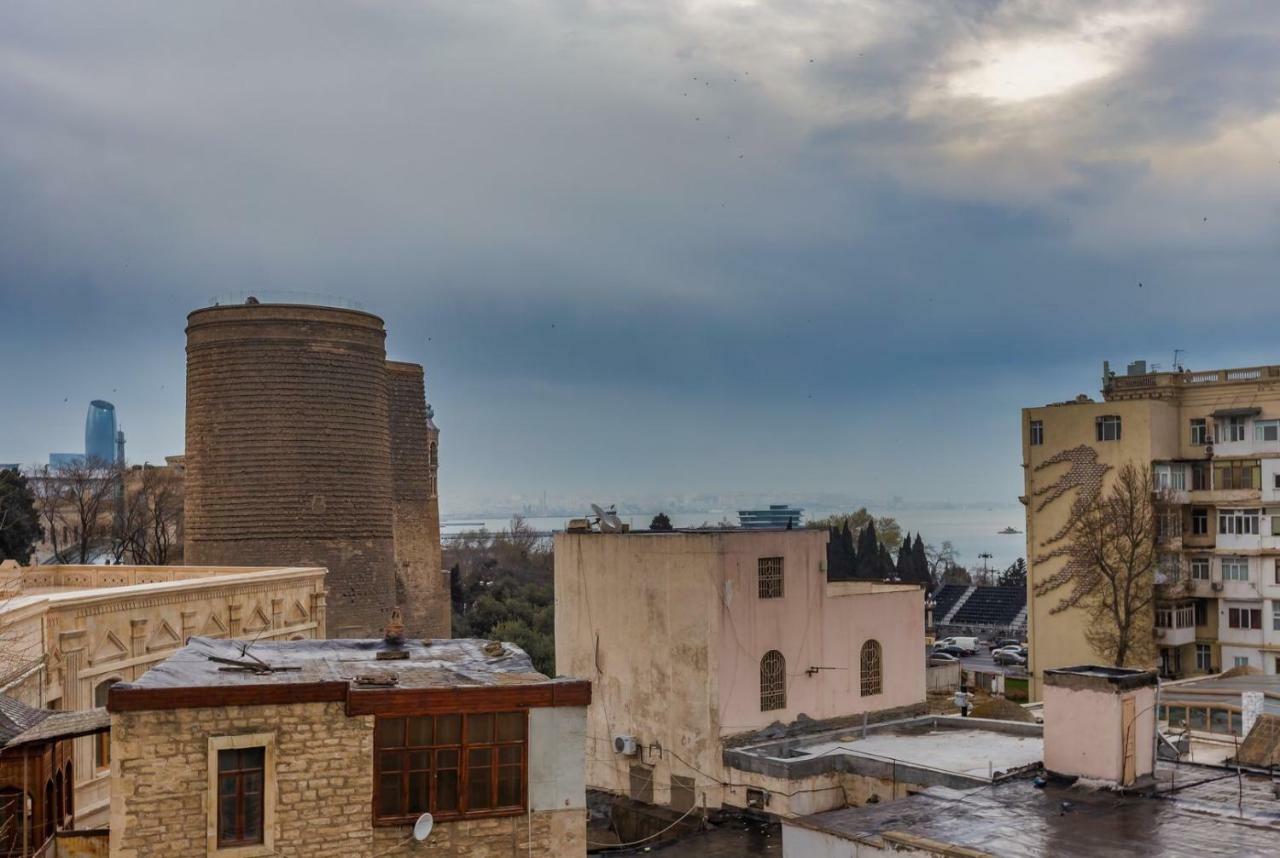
[788,762,1280,856]
[726,716,1043,790]
[124,636,551,691]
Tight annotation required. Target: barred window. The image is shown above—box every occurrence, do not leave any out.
[758,557,783,599]
[760,650,786,711]
[860,640,882,697]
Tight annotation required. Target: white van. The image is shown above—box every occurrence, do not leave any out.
[933,636,978,655]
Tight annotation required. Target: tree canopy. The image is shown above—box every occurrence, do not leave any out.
[0,468,42,564]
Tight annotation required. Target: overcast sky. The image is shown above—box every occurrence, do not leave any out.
[3,1,1279,511]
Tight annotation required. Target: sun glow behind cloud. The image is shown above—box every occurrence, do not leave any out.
[948,7,1189,103]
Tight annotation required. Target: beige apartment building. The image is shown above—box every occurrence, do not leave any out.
[1023,361,1280,698]
[0,562,326,828]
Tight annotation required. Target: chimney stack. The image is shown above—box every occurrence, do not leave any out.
[1043,666,1158,788]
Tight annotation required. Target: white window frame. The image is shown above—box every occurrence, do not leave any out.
[1195,643,1212,672]
[1273,602,1280,632]
[1154,465,1186,492]
[1256,420,1280,442]
[1218,509,1260,536]
[1096,415,1122,442]
[1191,558,1210,581]
[1218,416,1247,443]
[1222,557,1249,581]
[1029,420,1043,446]
[1234,656,1250,668]
[1190,419,1208,445]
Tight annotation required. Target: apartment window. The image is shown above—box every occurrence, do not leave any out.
[1234,656,1250,668]
[216,748,265,848]
[1195,643,1212,672]
[757,557,784,599]
[1191,558,1210,581]
[1275,558,1280,585]
[1217,417,1247,443]
[1096,415,1122,442]
[1274,473,1280,491]
[1214,459,1261,490]
[1029,420,1044,446]
[1194,599,1208,626]
[760,651,786,712]
[1190,418,1208,445]
[94,679,119,769]
[1227,607,1263,630]
[1191,462,1210,491]
[374,713,526,822]
[1191,508,1208,535]
[1272,514,1280,537]
[1157,512,1182,542]
[1257,420,1280,442]
[860,640,883,697]
[1222,557,1250,581]
[1274,603,1280,632]
[1154,465,1186,492]
[1218,509,1260,536]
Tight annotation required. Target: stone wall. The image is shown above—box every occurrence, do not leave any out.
[386,362,449,638]
[109,701,588,857]
[184,303,398,637]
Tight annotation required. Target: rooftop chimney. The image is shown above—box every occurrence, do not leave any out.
[1042,666,1158,788]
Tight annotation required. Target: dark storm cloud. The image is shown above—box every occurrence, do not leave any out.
[3,0,1280,506]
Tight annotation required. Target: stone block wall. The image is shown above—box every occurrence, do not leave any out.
[370,807,585,857]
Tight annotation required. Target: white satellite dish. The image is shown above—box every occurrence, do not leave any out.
[591,503,624,533]
[412,812,434,841]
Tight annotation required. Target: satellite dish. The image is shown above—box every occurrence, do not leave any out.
[590,503,607,521]
[412,812,434,841]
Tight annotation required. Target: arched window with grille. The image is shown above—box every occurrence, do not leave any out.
[860,640,882,697]
[94,679,120,769]
[760,650,786,711]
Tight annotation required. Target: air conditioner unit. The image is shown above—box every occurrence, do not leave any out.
[1211,582,1224,591]
[614,735,638,756]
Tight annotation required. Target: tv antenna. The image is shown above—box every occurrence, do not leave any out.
[590,503,624,533]
[1173,349,1186,372]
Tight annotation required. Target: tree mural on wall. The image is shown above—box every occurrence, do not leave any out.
[1030,445,1111,612]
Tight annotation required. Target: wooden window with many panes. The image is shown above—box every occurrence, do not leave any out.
[216,747,264,848]
[374,712,526,823]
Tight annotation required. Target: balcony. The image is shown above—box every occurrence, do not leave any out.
[1155,602,1197,647]
[1154,624,1196,647]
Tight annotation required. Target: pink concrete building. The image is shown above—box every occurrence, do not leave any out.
[554,529,926,815]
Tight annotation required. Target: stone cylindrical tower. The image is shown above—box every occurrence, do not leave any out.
[387,361,450,638]
[184,303,397,637]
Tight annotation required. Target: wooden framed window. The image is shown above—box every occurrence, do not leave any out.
[216,747,265,848]
[94,679,119,770]
[759,651,786,711]
[373,712,526,824]
[1029,420,1043,446]
[758,557,783,599]
[860,640,883,696]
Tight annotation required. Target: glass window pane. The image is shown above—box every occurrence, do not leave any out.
[409,751,430,771]
[1190,708,1208,730]
[1211,709,1230,734]
[219,774,237,798]
[377,718,404,748]
[496,712,526,742]
[378,773,403,817]
[498,746,522,766]
[467,713,494,744]
[218,795,237,839]
[1168,707,1186,728]
[243,793,262,842]
[1231,712,1243,735]
[497,766,521,807]
[408,771,429,813]
[436,769,459,812]
[380,751,403,773]
[408,716,432,747]
[435,715,461,744]
[436,749,459,769]
[468,764,493,810]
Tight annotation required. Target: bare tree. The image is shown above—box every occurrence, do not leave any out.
[49,457,120,564]
[114,465,184,565]
[1048,462,1159,667]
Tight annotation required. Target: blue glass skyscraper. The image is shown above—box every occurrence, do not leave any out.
[85,400,118,464]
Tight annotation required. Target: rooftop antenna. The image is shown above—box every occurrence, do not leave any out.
[1173,349,1185,372]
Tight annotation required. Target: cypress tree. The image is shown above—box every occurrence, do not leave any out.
[855,520,879,579]
[911,533,930,586]
[895,531,912,579]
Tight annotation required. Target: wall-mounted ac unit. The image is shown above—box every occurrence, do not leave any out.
[614,735,638,756]
[1211,582,1224,591]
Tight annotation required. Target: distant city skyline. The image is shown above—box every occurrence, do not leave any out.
[5,2,1280,511]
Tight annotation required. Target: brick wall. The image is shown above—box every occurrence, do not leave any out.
[109,702,586,857]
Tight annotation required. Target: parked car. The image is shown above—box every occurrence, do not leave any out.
[992,639,1021,650]
[994,649,1028,666]
[933,636,978,655]
[928,652,959,662]
[936,645,969,658]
